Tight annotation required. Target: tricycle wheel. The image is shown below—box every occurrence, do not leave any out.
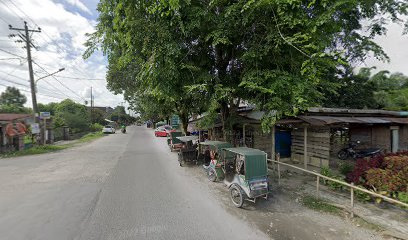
[208,168,217,182]
[230,184,244,208]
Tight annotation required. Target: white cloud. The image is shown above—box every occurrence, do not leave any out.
[0,0,125,108]
[360,20,408,76]
[65,0,92,15]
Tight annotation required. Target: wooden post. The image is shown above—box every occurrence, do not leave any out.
[304,126,308,170]
[350,183,354,218]
[243,124,246,147]
[316,176,320,199]
[277,152,281,185]
[271,125,276,170]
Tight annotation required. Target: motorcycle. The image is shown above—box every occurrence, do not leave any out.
[337,141,381,160]
[121,128,126,133]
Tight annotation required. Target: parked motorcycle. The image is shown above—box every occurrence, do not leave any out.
[337,141,381,160]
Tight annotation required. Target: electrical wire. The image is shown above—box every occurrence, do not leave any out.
[0,48,25,58]
[3,0,105,95]
[54,75,105,81]
[32,61,86,102]
[0,82,65,100]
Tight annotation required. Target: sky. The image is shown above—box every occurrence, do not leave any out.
[0,1,407,111]
[0,0,127,110]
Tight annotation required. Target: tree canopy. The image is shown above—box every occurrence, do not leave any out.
[0,87,30,113]
[85,0,408,133]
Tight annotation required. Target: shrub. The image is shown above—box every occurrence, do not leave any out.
[338,162,354,176]
[89,123,103,132]
[398,192,408,205]
[355,187,371,203]
[346,155,384,185]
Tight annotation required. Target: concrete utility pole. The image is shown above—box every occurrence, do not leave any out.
[9,21,41,120]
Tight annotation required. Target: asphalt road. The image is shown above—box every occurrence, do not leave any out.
[0,126,267,240]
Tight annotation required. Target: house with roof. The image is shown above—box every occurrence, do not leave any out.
[0,113,32,152]
[189,107,408,168]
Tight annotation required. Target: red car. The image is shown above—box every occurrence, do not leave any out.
[154,125,175,137]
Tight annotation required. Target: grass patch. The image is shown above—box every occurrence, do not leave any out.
[1,145,70,158]
[301,195,341,214]
[78,132,104,143]
[1,132,104,158]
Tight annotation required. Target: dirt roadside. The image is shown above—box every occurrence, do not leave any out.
[182,163,400,240]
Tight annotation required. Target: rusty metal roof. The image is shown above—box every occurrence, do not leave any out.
[298,116,408,126]
[0,113,31,122]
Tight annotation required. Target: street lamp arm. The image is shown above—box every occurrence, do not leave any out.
[35,68,65,83]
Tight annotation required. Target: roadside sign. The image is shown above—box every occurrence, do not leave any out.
[31,123,40,134]
[40,112,51,119]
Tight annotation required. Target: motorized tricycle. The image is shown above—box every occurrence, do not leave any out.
[167,131,183,152]
[176,136,199,167]
[197,141,233,168]
[220,147,269,208]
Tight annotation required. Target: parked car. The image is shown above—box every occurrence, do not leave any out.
[155,125,176,137]
[154,126,168,137]
[102,125,116,134]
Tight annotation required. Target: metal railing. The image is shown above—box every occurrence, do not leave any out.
[267,158,408,217]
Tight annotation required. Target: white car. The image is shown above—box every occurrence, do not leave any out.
[102,125,116,134]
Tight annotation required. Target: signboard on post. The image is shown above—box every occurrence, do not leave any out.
[40,112,51,119]
[31,123,40,134]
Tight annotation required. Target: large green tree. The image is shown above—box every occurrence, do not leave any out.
[0,87,30,113]
[55,99,90,133]
[85,0,408,134]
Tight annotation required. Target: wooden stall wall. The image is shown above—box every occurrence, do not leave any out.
[291,127,330,167]
[400,126,408,151]
[251,124,272,158]
[349,125,391,153]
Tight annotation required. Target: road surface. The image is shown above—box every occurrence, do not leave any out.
[0,126,267,240]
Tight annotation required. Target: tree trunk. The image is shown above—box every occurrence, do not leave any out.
[179,112,189,135]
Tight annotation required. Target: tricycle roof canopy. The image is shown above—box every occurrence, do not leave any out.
[176,136,198,142]
[200,141,232,146]
[223,147,267,156]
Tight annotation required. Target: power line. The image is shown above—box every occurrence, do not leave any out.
[33,72,72,98]
[0,81,65,100]
[32,61,86,102]
[0,69,67,98]
[0,0,24,23]
[54,75,105,81]
[3,1,99,86]
[0,48,25,58]
[3,0,104,92]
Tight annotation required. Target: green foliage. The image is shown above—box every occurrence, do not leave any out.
[323,68,379,109]
[85,0,408,134]
[397,192,408,205]
[0,87,31,113]
[355,187,372,203]
[89,123,103,132]
[320,166,345,191]
[38,102,58,115]
[91,108,105,125]
[0,87,27,106]
[55,99,90,133]
[338,162,354,176]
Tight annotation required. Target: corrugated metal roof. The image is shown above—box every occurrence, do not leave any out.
[0,114,31,122]
[298,116,408,125]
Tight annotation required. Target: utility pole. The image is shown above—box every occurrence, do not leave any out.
[9,21,41,120]
[90,87,93,123]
